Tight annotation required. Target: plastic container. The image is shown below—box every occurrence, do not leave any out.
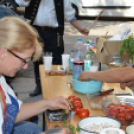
[73,38,84,75]
[101,98,134,126]
[71,75,102,94]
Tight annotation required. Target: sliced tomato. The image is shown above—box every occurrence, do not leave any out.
[79,108,89,119]
[116,113,127,121]
[74,103,83,109]
[74,105,83,114]
[73,101,82,106]
[73,97,81,102]
[68,95,75,101]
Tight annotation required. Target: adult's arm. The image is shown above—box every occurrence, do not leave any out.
[63,0,89,35]
[70,19,89,35]
[78,66,134,83]
[14,96,70,123]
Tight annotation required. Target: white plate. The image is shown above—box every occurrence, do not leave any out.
[77,116,121,134]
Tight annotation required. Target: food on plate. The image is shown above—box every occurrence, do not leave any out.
[79,108,89,119]
[84,122,115,133]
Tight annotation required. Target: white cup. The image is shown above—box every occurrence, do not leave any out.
[89,65,98,72]
[44,52,52,57]
[43,57,53,70]
[62,54,70,70]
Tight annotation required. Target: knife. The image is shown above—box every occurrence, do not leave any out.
[45,70,73,76]
[87,88,114,97]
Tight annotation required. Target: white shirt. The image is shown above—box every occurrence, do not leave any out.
[0,76,23,134]
[15,0,75,27]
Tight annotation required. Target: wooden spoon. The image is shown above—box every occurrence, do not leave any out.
[89,8,105,31]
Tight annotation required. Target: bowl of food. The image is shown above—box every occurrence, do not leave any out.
[125,123,134,134]
[101,98,134,126]
[71,75,103,94]
[77,116,121,134]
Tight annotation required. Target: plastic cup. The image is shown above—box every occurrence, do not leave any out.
[62,54,70,70]
[44,52,52,57]
[43,57,53,70]
[89,66,98,72]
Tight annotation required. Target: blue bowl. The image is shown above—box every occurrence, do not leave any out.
[71,75,103,94]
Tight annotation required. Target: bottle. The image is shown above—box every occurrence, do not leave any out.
[69,50,74,70]
[70,50,74,59]
[84,40,94,71]
[73,38,84,75]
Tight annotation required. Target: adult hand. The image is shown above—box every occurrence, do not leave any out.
[78,71,91,81]
[46,96,70,113]
[57,128,71,134]
[120,80,134,90]
[44,128,71,134]
[78,27,89,36]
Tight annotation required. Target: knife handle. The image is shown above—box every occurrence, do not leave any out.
[101,88,114,95]
[45,71,64,76]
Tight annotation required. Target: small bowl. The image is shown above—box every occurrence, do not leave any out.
[71,75,103,94]
[125,123,134,134]
[101,99,134,126]
[77,116,121,134]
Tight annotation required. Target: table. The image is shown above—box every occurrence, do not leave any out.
[39,65,133,132]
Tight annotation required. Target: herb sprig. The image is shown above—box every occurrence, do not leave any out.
[119,34,134,63]
[61,109,80,134]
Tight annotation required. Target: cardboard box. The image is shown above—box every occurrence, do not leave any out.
[96,36,129,64]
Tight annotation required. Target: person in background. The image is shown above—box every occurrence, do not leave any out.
[0,16,71,134]
[78,66,134,90]
[15,0,89,97]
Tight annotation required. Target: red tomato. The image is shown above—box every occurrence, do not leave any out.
[74,105,83,114]
[73,97,81,102]
[74,103,83,109]
[79,108,89,119]
[107,109,119,117]
[73,101,83,106]
[68,95,75,101]
[116,113,127,121]
[70,100,75,107]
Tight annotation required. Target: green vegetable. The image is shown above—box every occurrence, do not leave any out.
[64,125,80,134]
[61,110,81,134]
[119,34,134,63]
[61,110,65,116]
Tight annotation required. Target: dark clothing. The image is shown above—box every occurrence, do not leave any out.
[34,26,64,65]
[24,0,41,24]
[33,26,64,87]
[24,0,65,95]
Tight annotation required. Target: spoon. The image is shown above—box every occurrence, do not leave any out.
[89,9,105,31]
